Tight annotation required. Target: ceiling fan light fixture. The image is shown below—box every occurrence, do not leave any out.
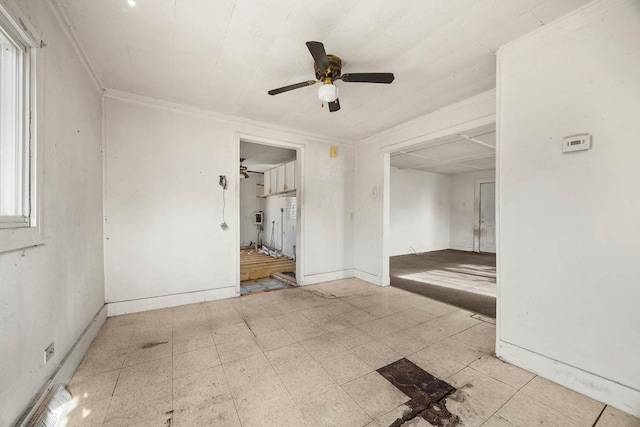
[318,83,338,103]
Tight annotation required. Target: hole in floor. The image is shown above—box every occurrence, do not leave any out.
[377,358,460,426]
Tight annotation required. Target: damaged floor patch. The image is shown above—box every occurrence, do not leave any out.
[377,358,459,426]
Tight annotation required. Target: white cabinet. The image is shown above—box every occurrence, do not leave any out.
[269,169,278,194]
[284,161,295,191]
[263,170,271,195]
[276,165,286,193]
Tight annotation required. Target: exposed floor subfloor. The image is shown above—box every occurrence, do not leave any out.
[240,248,296,281]
[391,250,497,318]
[64,279,638,426]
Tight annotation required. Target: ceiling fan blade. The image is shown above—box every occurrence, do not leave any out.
[268,80,317,95]
[328,99,340,112]
[340,73,395,84]
[306,41,329,71]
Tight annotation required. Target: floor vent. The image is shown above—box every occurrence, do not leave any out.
[26,384,72,427]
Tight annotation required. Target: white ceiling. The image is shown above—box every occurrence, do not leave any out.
[390,123,495,175]
[240,141,296,172]
[58,0,590,141]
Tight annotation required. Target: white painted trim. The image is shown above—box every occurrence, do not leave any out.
[358,90,497,148]
[47,0,102,93]
[103,89,344,147]
[381,152,391,286]
[473,178,496,252]
[106,287,236,316]
[302,269,354,286]
[354,269,386,286]
[498,341,640,418]
[449,245,474,252]
[498,0,631,59]
[15,304,107,427]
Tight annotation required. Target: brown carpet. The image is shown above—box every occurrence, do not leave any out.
[390,249,496,318]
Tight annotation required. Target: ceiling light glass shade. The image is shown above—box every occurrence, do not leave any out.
[318,83,338,103]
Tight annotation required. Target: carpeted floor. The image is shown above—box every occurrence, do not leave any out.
[390,249,496,318]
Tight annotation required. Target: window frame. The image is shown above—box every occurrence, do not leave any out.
[0,4,43,254]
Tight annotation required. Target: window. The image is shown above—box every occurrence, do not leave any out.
[0,6,40,253]
[0,13,29,228]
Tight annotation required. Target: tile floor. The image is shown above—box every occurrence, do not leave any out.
[62,279,639,426]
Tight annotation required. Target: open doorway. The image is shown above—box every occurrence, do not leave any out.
[386,124,497,317]
[239,140,298,295]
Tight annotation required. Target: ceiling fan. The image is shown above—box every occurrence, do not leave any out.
[267,41,395,112]
[240,158,264,179]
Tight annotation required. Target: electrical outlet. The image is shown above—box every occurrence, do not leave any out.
[44,342,54,364]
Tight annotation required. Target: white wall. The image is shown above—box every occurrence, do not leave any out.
[104,95,355,310]
[0,1,104,425]
[497,0,640,416]
[354,90,497,285]
[239,173,265,247]
[449,170,496,251]
[389,167,451,256]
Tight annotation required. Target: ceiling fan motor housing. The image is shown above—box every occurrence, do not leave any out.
[314,54,342,81]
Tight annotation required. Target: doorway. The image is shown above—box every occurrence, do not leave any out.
[473,178,496,254]
[238,139,300,295]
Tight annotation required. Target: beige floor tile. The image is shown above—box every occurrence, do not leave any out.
[246,316,282,335]
[329,326,375,350]
[104,379,172,426]
[207,311,244,329]
[356,317,404,339]
[379,331,431,357]
[212,322,254,345]
[481,415,516,427]
[128,328,172,348]
[468,355,535,389]
[320,351,373,385]
[445,368,518,426]
[351,340,402,370]
[172,333,215,355]
[300,306,335,321]
[273,356,337,404]
[421,310,482,337]
[74,350,126,378]
[339,309,378,326]
[423,338,481,366]
[123,339,172,367]
[275,311,314,329]
[63,397,111,427]
[452,323,496,355]
[299,384,372,427]
[403,324,448,348]
[314,315,352,332]
[265,342,311,367]
[223,352,277,391]
[216,337,262,364]
[255,328,297,351]
[596,406,640,426]
[408,347,466,379]
[113,356,172,395]
[324,300,355,315]
[493,391,583,427]
[172,397,241,427]
[400,308,439,325]
[300,333,349,361]
[173,345,221,377]
[68,369,120,404]
[343,371,410,419]
[371,404,413,427]
[401,418,435,427]
[173,365,232,409]
[288,323,327,341]
[519,376,605,425]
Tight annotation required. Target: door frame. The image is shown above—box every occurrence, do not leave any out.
[473,178,496,252]
[235,133,306,295]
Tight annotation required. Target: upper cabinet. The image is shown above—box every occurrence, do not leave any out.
[261,160,296,197]
[285,161,295,191]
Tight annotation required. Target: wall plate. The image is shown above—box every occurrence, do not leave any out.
[562,134,591,153]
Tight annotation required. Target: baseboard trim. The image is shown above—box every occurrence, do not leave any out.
[16,304,107,427]
[354,269,388,286]
[107,286,237,316]
[497,340,640,418]
[302,269,354,286]
[449,245,474,252]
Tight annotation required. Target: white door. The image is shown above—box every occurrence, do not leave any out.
[479,182,496,253]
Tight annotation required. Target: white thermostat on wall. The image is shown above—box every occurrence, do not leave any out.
[562,134,591,153]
